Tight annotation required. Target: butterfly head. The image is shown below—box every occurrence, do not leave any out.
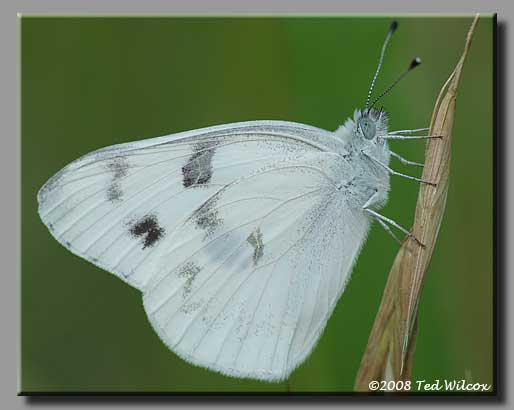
[337,22,420,145]
[354,108,388,141]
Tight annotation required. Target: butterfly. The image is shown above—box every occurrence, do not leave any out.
[37,21,438,382]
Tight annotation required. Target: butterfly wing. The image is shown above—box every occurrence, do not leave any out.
[142,152,370,381]
[38,120,369,381]
[38,121,343,290]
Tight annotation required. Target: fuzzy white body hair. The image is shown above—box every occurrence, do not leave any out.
[334,108,391,212]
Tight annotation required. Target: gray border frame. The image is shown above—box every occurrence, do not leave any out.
[4,0,510,408]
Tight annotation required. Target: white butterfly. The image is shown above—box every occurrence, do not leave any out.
[37,21,437,382]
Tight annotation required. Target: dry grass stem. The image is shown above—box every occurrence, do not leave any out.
[354,14,480,392]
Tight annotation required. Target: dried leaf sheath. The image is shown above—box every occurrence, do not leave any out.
[354,15,479,391]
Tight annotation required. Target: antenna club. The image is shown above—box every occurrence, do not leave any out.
[409,57,422,70]
[368,56,423,109]
[390,21,399,33]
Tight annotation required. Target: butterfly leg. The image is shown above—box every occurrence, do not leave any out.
[365,209,425,247]
[376,218,403,245]
[361,150,436,186]
[388,128,429,134]
[362,190,424,247]
[380,134,443,141]
[389,151,424,167]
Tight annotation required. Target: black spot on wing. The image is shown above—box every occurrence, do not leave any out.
[128,214,165,249]
[107,184,123,203]
[182,141,218,188]
[247,228,264,265]
[177,261,201,299]
[193,194,223,237]
[106,157,130,202]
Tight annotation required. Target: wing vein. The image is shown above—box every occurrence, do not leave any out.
[147,187,325,315]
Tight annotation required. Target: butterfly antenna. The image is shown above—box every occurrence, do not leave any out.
[368,57,421,109]
[365,20,398,110]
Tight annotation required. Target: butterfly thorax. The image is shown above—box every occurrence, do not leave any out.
[334,108,391,211]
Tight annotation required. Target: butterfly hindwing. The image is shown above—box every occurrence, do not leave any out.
[138,154,370,381]
[141,154,370,380]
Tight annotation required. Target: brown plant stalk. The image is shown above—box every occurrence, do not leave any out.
[354,14,480,391]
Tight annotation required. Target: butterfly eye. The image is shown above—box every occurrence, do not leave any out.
[359,117,376,140]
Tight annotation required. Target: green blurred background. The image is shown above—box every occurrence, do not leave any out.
[21,16,494,393]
